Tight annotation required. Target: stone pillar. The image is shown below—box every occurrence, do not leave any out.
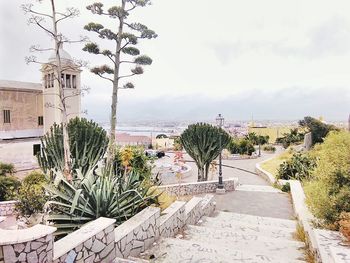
[0,224,56,263]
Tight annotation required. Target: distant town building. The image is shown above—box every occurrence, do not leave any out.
[0,47,81,140]
[116,133,151,147]
[248,126,293,143]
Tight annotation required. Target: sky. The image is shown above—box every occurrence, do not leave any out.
[1,0,350,122]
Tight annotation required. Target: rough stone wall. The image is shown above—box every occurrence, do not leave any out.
[200,194,216,216]
[158,201,186,238]
[158,178,238,196]
[0,201,17,216]
[184,197,204,225]
[115,207,160,259]
[53,218,116,263]
[0,234,53,263]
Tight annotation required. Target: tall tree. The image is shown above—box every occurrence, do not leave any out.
[83,1,157,162]
[23,1,85,179]
[181,123,231,182]
[299,116,338,145]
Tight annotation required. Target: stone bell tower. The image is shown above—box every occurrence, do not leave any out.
[41,46,82,132]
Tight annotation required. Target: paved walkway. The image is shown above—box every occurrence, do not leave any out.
[160,146,284,185]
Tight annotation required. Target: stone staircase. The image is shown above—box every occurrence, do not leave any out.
[134,211,307,263]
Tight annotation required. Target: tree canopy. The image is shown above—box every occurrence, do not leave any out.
[181,123,231,181]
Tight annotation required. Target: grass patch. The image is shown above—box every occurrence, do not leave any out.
[260,148,295,177]
[293,222,316,263]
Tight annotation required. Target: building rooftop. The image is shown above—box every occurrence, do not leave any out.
[48,46,72,63]
[0,80,41,92]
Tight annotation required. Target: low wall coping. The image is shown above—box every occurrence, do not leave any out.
[184,196,203,215]
[289,180,350,262]
[114,206,160,242]
[158,201,186,225]
[54,217,115,259]
[159,177,238,189]
[0,224,57,245]
[0,200,18,205]
[255,161,276,184]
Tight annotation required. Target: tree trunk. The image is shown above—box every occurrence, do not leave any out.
[51,0,72,180]
[204,163,210,181]
[198,166,205,182]
[107,0,126,164]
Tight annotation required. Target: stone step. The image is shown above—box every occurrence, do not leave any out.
[187,224,302,243]
[141,237,306,263]
[236,184,282,193]
[214,211,297,229]
[185,225,305,260]
[199,217,296,238]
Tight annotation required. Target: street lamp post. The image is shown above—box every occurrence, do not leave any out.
[216,114,225,194]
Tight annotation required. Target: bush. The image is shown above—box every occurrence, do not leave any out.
[0,162,15,176]
[114,146,152,179]
[281,182,291,192]
[277,153,316,180]
[263,145,276,152]
[304,131,350,226]
[16,171,47,217]
[339,212,350,242]
[276,128,304,148]
[0,176,21,201]
[23,171,46,185]
[228,138,255,156]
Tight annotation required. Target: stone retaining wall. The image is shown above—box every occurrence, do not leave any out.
[158,178,238,196]
[115,207,161,258]
[289,180,349,263]
[0,193,217,262]
[115,194,216,260]
[256,161,350,263]
[53,217,116,263]
[0,224,56,263]
[158,201,186,238]
[0,201,17,216]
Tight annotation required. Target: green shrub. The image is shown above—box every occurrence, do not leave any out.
[228,138,255,156]
[16,171,48,216]
[276,128,304,148]
[16,184,47,217]
[281,182,291,192]
[23,171,46,185]
[0,162,15,176]
[263,145,276,152]
[114,146,152,179]
[305,131,350,226]
[277,153,316,180]
[0,176,21,201]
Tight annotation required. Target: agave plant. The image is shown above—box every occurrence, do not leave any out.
[44,167,159,237]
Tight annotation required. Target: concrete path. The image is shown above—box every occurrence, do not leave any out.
[138,211,306,263]
[160,146,284,185]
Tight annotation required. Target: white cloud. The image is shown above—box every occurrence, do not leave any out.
[1,0,350,121]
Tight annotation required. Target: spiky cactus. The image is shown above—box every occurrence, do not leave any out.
[38,118,109,176]
[180,123,231,181]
